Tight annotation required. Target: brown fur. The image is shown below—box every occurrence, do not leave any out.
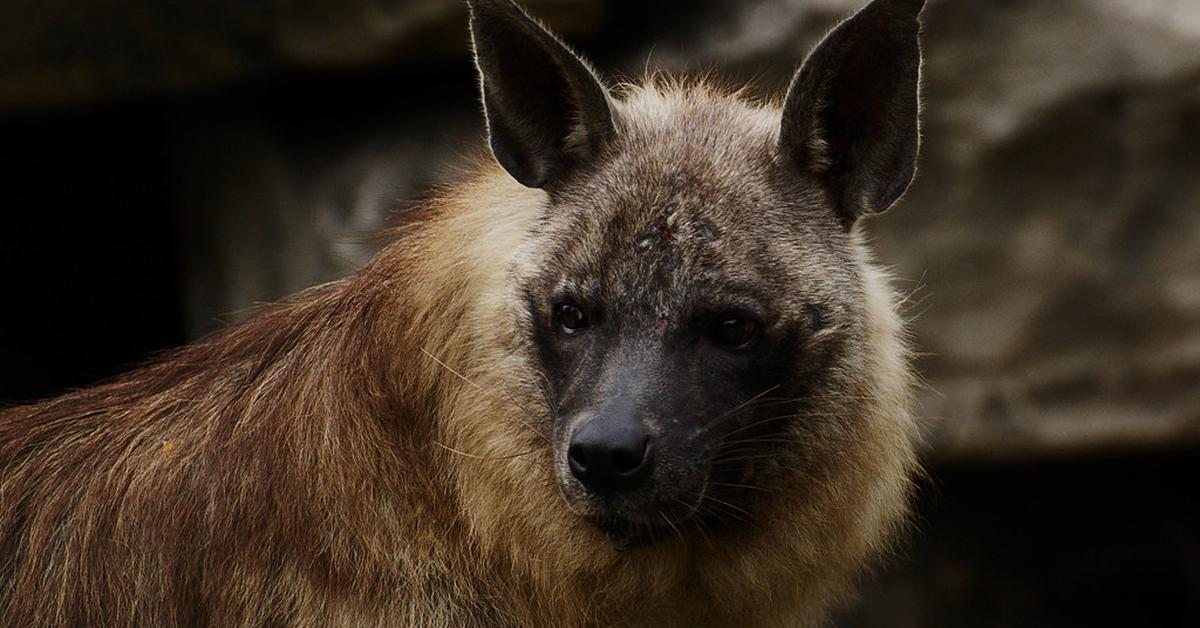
[2,9,922,628]
[1,162,915,627]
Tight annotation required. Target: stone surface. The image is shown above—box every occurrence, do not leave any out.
[879,0,1200,460]
[174,96,481,334]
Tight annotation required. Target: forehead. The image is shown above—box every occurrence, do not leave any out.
[523,86,854,324]
[605,85,783,211]
[528,86,850,320]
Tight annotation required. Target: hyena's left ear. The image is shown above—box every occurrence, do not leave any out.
[468,0,616,190]
[779,0,925,226]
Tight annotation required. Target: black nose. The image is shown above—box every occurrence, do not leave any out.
[567,418,653,494]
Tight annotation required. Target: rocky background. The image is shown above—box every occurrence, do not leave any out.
[2,0,1198,625]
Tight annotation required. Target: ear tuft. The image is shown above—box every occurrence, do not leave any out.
[468,0,615,189]
[779,0,925,225]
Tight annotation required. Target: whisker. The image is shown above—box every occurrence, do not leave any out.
[704,492,753,517]
[699,497,754,528]
[709,452,786,466]
[720,411,802,440]
[710,409,844,450]
[432,440,536,461]
[717,436,808,450]
[660,511,686,546]
[701,392,880,441]
[689,511,717,549]
[701,385,781,434]
[420,348,553,445]
[706,481,766,492]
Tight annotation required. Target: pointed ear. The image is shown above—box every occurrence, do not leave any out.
[779,0,925,225]
[468,0,616,189]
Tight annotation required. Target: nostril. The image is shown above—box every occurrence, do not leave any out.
[567,442,589,472]
[610,437,650,475]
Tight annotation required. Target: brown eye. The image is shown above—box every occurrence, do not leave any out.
[711,314,760,349]
[555,303,588,334]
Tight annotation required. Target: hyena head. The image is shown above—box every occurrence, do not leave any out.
[469,0,922,546]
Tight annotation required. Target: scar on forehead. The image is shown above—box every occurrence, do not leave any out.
[634,217,675,251]
[634,215,722,252]
[655,317,668,335]
[653,219,676,242]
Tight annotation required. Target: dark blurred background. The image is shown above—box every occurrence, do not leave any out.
[1,0,1198,625]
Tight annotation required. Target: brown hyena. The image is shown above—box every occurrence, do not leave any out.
[0,0,925,625]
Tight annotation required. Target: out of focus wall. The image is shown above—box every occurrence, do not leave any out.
[2,0,1198,625]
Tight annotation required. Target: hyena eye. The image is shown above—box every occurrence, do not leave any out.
[711,313,761,350]
[555,303,589,335]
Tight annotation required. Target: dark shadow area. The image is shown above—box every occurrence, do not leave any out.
[839,451,1200,627]
[0,104,184,403]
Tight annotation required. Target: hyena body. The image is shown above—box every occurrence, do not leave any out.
[0,0,925,625]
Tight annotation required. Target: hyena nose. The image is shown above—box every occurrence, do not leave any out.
[567,418,653,494]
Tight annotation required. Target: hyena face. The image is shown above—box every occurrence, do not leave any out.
[470,0,923,544]
[520,119,861,542]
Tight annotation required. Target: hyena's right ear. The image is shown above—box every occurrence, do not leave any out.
[468,0,616,189]
[779,0,925,226]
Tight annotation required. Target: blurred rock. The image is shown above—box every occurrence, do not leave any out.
[173,91,481,335]
[880,0,1200,460]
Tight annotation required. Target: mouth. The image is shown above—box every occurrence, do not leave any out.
[587,515,670,549]
[571,471,774,549]
[566,486,706,549]
[581,482,762,549]
[584,510,695,549]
